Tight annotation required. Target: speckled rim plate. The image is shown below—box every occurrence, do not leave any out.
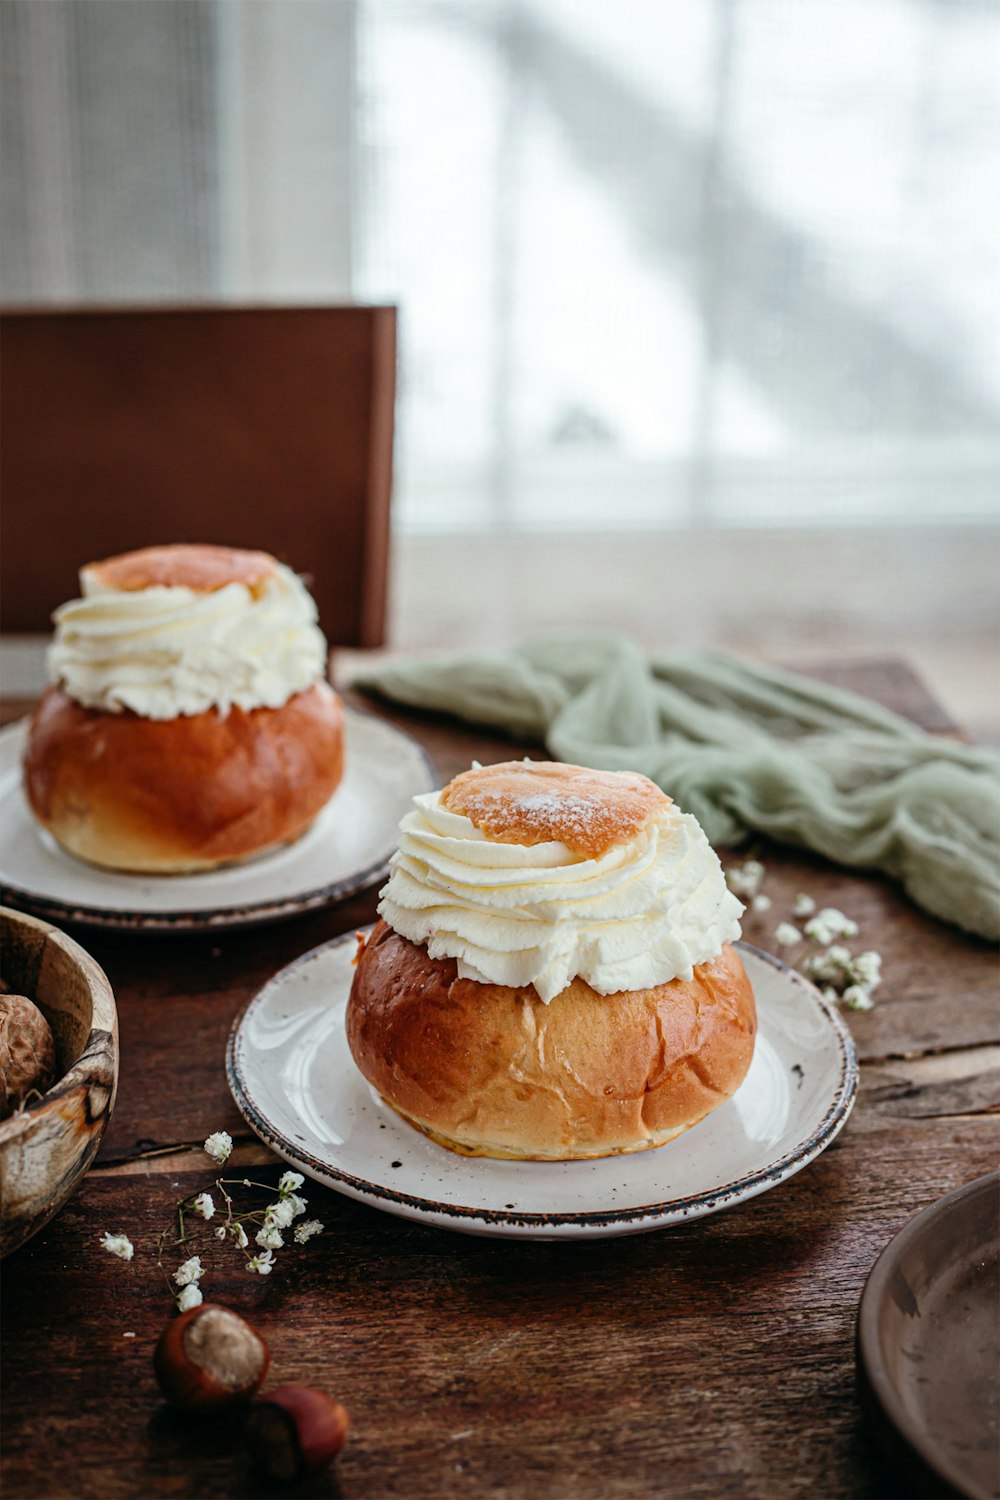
[0,710,436,931]
[226,931,859,1240]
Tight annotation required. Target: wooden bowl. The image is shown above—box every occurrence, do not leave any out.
[0,906,118,1257]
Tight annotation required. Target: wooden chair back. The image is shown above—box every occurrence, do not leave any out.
[0,304,396,646]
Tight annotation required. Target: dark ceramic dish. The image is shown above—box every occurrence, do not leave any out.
[857,1172,1000,1500]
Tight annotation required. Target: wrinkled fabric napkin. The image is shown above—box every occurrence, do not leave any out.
[354,636,1000,942]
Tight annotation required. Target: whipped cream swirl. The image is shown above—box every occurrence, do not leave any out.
[379,791,743,1002]
[48,562,327,719]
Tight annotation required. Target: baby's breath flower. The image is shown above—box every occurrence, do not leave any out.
[294,1219,324,1244]
[192,1192,215,1220]
[793,893,817,919]
[265,1199,296,1230]
[819,986,841,1005]
[726,860,765,899]
[774,923,802,948]
[230,1222,249,1250]
[255,1225,284,1251]
[176,1284,203,1312]
[203,1131,233,1165]
[751,894,771,913]
[247,1250,274,1276]
[801,943,881,1010]
[278,1171,305,1197]
[804,908,859,945]
[215,1225,227,1240]
[100,1232,134,1262]
[286,1193,308,1220]
[804,946,853,984]
[849,951,883,989]
[173,1255,205,1288]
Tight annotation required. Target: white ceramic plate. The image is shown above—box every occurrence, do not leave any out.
[227,931,859,1240]
[0,711,436,931]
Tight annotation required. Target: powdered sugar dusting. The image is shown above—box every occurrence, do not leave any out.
[440,761,670,859]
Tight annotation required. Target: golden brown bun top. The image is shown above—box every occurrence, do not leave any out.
[84,544,278,595]
[439,760,670,861]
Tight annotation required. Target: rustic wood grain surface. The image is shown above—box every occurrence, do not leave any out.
[1,660,997,1500]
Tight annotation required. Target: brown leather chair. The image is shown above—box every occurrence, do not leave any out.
[0,304,396,646]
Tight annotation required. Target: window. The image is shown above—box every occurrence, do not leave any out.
[3,0,998,533]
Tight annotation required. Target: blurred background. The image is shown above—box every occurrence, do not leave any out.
[2,0,998,735]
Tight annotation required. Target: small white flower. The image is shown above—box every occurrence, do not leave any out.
[726,860,765,898]
[176,1284,203,1312]
[278,1171,305,1196]
[255,1225,284,1251]
[793,893,817,919]
[265,1199,296,1230]
[173,1255,205,1288]
[230,1222,249,1249]
[849,951,883,989]
[804,908,859,945]
[215,1226,227,1240]
[247,1250,274,1276]
[804,945,853,984]
[203,1131,233,1165]
[294,1219,324,1244]
[192,1192,215,1220]
[774,923,802,948]
[819,986,841,1005]
[100,1232,134,1262]
[751,894,771,913]
[843,985,875,1011]
[286,1193,308,1220]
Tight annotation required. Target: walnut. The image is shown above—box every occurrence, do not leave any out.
[0,995,58,1119]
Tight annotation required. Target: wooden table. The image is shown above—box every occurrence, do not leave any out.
[2,662,997,1500]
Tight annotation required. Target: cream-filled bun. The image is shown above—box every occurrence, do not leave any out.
[23,544,344,873]
[347,761,755,1160]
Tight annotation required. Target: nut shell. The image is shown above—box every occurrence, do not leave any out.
[0,995,57,1119]
[245,1384,350,1481]
[154,1304,270,1412]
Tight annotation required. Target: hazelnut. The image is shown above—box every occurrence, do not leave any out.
[0,994,57,1119]
[154,1304,270,1412]
[245,1384,350,1481]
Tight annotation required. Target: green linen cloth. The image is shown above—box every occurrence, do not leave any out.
[355,636,1000,942]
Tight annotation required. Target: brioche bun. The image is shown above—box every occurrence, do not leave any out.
[439,758,671,859]
[348,920,756,1160]
[349,760,755,1160]
[24,681,344,874]
[23,543,343,873]
[84,542,278,595]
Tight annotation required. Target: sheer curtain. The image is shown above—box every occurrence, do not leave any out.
[0,0,354,302]
[355,0,1000,530]
[3,0,998,534]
